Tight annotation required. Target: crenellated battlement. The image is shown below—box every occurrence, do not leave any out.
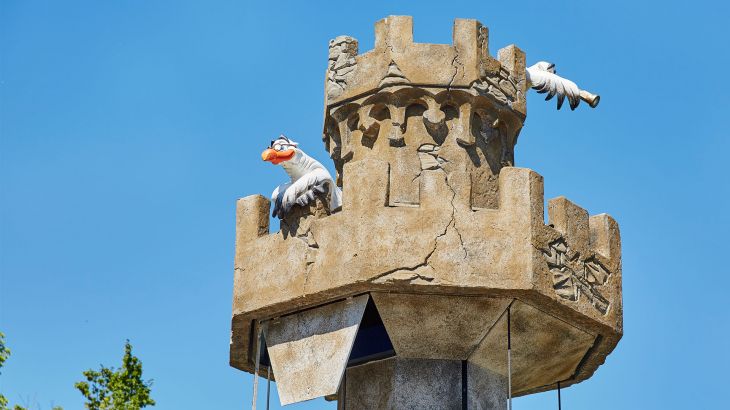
[231,160,622,396]
[325,16,526,113]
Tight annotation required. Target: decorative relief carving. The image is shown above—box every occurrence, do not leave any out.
[476,24,500,79]
[477,25,488,58]
[542,238,611,315]
[327,36,358,100]
[417,144,447,170]
[421,97,446,136]
[472,111,513,167]
[386,103,407,146]
[473,67,522,109]
[326,87,520,179]
[379,61,410,88]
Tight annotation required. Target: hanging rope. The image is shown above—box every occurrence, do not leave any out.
[557,381,562,410]
[507,305,512,410]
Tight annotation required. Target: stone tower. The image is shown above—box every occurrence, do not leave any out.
[231,16,622,409]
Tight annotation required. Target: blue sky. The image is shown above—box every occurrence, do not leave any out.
[1,0,729,409]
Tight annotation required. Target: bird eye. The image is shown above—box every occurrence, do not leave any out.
[274,143,283,151]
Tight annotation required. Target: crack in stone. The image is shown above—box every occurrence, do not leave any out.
[371,205,449,281]
[447,55,459,90]
[372,170,469,284]
[446,54,463,91]
[441,172,468,260]
[383,36,395,55]
[424,187,453,266]
[288,223,321,292]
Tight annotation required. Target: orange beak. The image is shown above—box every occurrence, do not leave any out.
[261,148,295,165]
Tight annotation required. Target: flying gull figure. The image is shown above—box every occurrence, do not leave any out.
[262,135,342,219]
[526,61,600,110]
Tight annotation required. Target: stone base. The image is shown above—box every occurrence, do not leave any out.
[339,357,507,409]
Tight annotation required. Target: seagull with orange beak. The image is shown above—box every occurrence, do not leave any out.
[262,135,342,219]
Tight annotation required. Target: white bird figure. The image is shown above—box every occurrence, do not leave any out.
[261,135,342,219]
[526,61,600,110]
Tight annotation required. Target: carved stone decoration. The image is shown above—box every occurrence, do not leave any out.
[473,66,521,108]
[417,144,446,170]
[326,36,358,100]
[543,238,612,315]
[421,96,446,136]
[379,60,410,88]
[386,102,407,146]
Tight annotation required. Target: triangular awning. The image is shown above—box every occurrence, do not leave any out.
[263,295,369,405]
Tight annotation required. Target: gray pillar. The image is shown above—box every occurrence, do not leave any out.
[339,357,507,409]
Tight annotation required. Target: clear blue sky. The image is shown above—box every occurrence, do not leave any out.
[1,1,728,409]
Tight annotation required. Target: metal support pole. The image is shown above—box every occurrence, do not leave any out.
[251,321,265,410]
[266,366,271,410]
[557,381,562,410]
[507,306,512,410]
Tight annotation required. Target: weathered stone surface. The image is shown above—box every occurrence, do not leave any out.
[468,362,508,409]
[231,15,621,404]
[468,300,595,394]
[322,16,525,200]
[341,357,508,409]
[231,163,622,396]
[325,16,524,108]
[371,293,510,360]
[235,195,269,244]
[497,45,527,115]
[327,36,358,100]
[264,295,368,405]
[341,358,462,409]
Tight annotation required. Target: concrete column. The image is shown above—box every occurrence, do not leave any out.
[339,357,507,409]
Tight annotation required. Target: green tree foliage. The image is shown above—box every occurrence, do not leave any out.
[74,341,155,410]
[1,332,9,410]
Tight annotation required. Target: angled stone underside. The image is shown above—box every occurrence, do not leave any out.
[369,293,596,397]
[370,293,511,359]
[263,295,368,405]
[468,300,595,393]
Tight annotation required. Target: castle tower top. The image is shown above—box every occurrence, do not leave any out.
[325,15,527,117]
[230,16,620,408]
[323,16,528,209]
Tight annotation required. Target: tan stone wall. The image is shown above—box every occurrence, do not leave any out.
[230,163,622,395]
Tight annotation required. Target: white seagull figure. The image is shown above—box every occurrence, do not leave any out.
[526,61,600,110]
[262,135,342,219]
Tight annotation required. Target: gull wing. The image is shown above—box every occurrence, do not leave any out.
[526,68,581,110]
